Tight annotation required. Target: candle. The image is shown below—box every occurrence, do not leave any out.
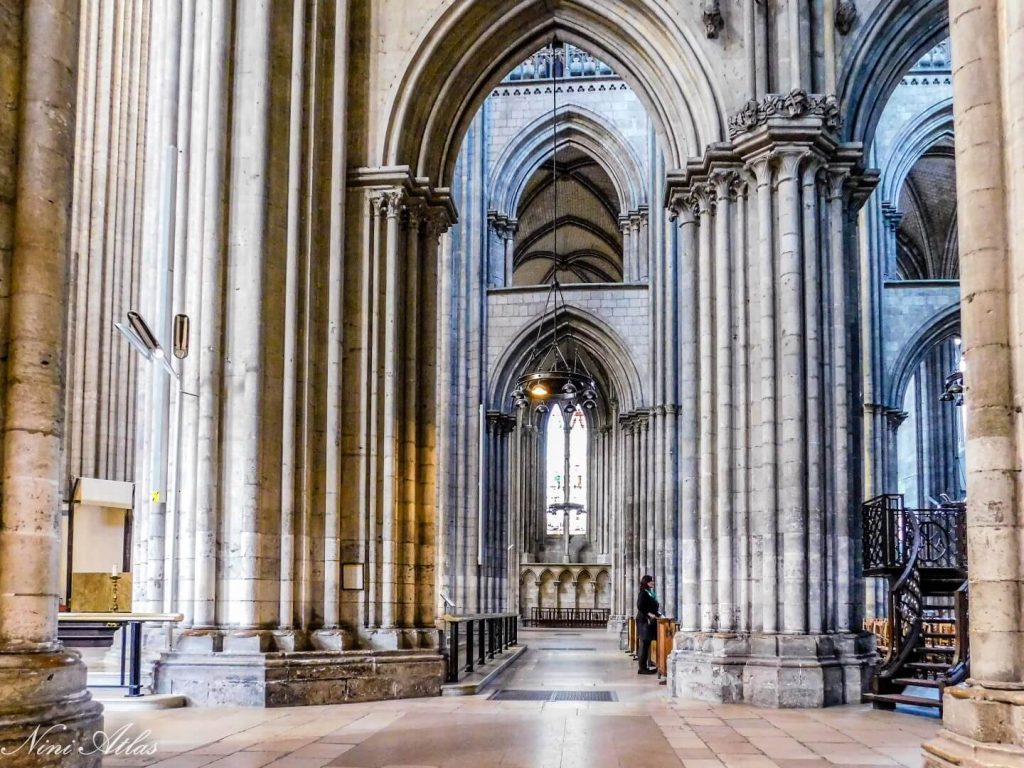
[111,564,119,578]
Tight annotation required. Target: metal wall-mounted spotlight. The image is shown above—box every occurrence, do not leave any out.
[172,314,190,359]
[127,311,161,356]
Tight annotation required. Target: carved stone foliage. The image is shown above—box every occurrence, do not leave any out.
[728,90,842,138]
[835,1,857,35]
[702,0,724,39]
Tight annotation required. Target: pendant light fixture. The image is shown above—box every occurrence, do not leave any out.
[512,39,597,414]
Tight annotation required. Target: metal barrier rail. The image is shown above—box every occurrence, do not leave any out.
[440,612,519,683]
[58,612,183,697]
[525,607,610,628]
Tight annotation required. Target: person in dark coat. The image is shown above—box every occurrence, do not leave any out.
[636,574,661,674]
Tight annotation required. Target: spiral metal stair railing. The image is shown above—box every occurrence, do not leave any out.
[878,513,923,679]
[863,494,968,713]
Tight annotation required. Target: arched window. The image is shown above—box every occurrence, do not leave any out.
[544,404,588,535]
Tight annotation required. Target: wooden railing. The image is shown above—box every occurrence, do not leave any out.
[440,612,519,683]
[524,607,610,628]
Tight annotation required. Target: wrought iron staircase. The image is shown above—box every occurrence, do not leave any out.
[862,494,968,713]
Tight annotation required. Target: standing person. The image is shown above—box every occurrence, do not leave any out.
[636,575,661,674]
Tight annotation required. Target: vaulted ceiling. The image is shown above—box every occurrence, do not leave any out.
[897,143,959,280]
[513,146,623,285]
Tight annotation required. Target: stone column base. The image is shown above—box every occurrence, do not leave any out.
[0,650,104,767]
[153,647,445,707]
[923,684,1024,768]
[669,631,876,708]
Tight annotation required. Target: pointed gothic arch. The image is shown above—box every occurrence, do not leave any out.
[879,97,954,206]
[488,305,645,417]
[383,0,727,188]
[488,105,647,219]
[838,0,949,150]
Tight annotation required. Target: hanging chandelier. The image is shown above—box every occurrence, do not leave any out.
[512,39,598,413]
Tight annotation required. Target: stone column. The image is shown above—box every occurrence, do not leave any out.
[880,203,903,279]
[503,221,517,287]
[802,160,825,634]
[733,178,752,631]
[776,148,809,635]
[667,99,877,708]
[674,195,700,632]
[379,190,402,629]
[924,1,1024,764]
[712,172,735,632]
[637,207,650,281]
[0,0,103,760]
[696,185,716,632]
[222,0,273,631]
[630,213,642,284]
[826,168,854,632]
[751,155,778,635]
[618,215,631,282]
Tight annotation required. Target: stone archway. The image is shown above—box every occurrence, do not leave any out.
[381,0,727,188]
[837,0,949,151]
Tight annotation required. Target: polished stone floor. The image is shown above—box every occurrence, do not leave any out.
[103,628,939,768]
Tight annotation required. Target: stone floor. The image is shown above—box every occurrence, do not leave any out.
[102,628,939,768]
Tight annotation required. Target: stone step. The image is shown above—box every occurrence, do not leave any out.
[90,692,187,711]
[892,677,944,688]
[865,692,942,710]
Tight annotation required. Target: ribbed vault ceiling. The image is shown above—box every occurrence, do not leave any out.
[514,146,623,285]
[897,143,958,280]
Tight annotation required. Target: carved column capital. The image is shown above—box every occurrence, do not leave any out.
[423,209,450,241]
[669,191,700,224]
[880,201,904,231]
[826,168,851,202]
[710,169,740,201]
[884,408,909,431]
[771,147,810,182]
[404,201,425,232]
[375,188,404,219]
[695,184,717,216]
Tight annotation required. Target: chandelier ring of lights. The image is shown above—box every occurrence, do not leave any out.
[512,37,598,414]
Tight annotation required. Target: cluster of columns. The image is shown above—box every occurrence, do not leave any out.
[0,0,103,760]
[618,207,650,282]
[63,0,151,489]
[669,130,868,641]
[486,211,517,287]
[663,109,879,706]
[481,412,515,611]
[614,412,655,617]
[589,424,615,557]
[116,0,453,654]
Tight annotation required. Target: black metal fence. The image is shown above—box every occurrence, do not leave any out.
[863,494,966,575]
[441,612,519,683]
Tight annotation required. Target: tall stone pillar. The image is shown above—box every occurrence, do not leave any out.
[667,93,877,708]
[0,0,103,762]
[923,1,1024,765]
[675,198,700,633]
